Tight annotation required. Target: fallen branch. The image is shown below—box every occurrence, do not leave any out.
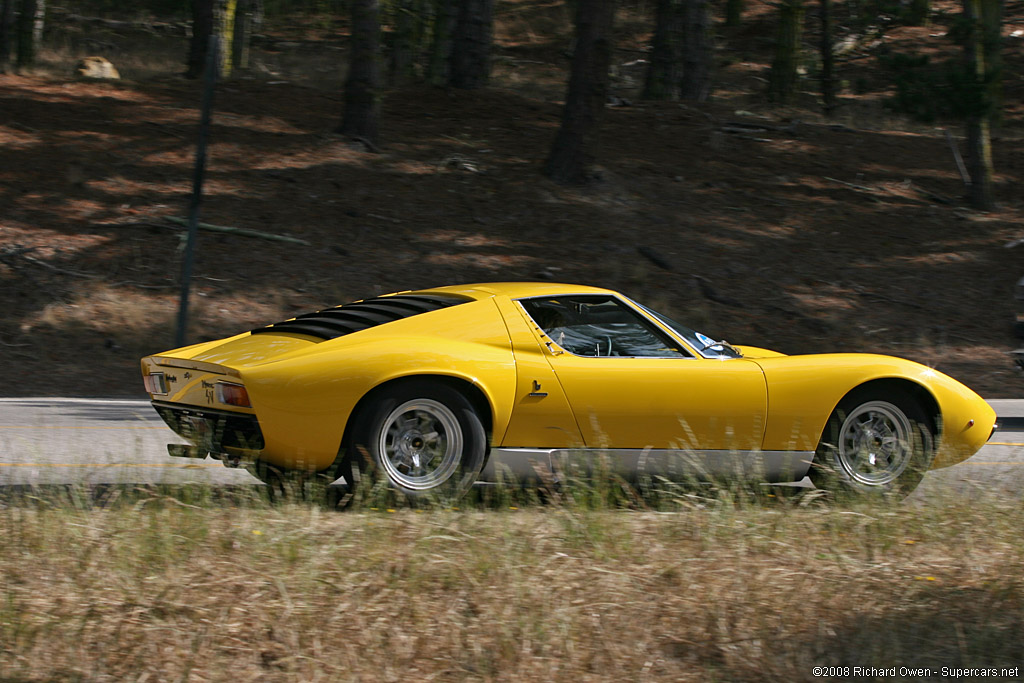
[823,176,883,203]
[913,185,953,205]
[161,217,311,246]
[20,254,99,278]
[348,135,381,154]
[0,245,39,262]
[1,246,98,278]
[823,176,875,193]
[944,129,971,188]
[366,213,403,224]
[723,120,799,135]
[145,121,188,139]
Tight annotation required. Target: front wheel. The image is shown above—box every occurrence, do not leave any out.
[810,390,935,498]
[344,381,487,504]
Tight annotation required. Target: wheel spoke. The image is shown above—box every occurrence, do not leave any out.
[377,398,464,491]
[835,400,915,486]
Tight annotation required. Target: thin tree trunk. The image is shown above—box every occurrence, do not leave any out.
[16,0,36,67]
[820,0,836,114]
[642,0,683,100]
[905,0,929,25]
[426,0,457,84]
[219,0,236,77]
[679,0,713,101]
[965,115,993,209]
[725,0,743,27]
[231,0,253,72]
[543,0,615,184]
[448,0,493,89]
[980,0,1003,118]
[29,0,40,45]
[767,0,803,103]
[339,0,382,146]
[0,0,15,72]
[390,0,418,85]
[963,0,996,210]
[187,0,215,78]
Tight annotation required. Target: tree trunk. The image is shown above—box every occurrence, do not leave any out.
[0,0,15,72]
[187,0,216,79]
[819,0,836,114]
[962,0,998,210]
[426,0,457,84]
[767,0,803,103]
[543,0,615,184]
[905,0,929,25]
[448,0,493,89]
[231,0,253,72]
[642,0,683,100]
[725,0,743,27]
[389,0,419,85]
[679,0,713,101]
[219,0,236,77]
[979,0,1003,118]
[339,0,382,146]
[16,0,36,67]
[30,0,41,45]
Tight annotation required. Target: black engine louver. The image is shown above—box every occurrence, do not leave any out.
[250,294,470,341]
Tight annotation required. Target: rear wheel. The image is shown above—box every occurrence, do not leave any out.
[342,381,487,504]
[810,389,935,498]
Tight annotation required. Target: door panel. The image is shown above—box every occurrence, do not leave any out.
[544,354,768,451]
[511,294,767,451]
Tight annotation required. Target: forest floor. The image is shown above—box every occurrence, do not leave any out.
[1,0,1023,398]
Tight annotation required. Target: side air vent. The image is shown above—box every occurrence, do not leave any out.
[250,294,470,341]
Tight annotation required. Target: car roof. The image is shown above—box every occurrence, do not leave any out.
[406,282,618,300]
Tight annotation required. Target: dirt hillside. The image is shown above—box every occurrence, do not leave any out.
[1,1,1022,398]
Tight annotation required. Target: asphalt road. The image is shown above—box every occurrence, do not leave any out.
[0,398,258,487]
[0,397,1021,496]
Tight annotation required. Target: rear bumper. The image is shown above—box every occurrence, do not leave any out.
[153,401,264,465]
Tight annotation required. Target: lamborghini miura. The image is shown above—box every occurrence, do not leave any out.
[142,283,996,499]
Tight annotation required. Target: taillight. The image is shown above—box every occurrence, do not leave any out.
[144,372,168,395]
[216,382,251,408]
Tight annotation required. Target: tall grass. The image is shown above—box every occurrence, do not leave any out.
[1,482,1022,680]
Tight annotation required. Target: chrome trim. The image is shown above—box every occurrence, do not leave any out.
[480,448,555,482]
[482,447,814,484]
[150,356,242,378]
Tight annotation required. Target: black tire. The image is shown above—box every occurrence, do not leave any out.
[342,381,487,504]
[810,388,935,498]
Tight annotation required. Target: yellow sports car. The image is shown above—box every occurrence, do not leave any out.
[141,282,996,499]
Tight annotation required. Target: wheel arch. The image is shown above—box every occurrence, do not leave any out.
[337,374,496,461]
[827,377,941,441]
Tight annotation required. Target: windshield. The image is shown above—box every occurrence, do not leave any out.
[632,301,743,359]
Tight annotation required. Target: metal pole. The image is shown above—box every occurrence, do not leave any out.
[175,34,220,348]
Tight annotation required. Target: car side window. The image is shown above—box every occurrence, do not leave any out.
[520,296,690,358]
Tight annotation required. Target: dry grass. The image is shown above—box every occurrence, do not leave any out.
[1,488,1022,681]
